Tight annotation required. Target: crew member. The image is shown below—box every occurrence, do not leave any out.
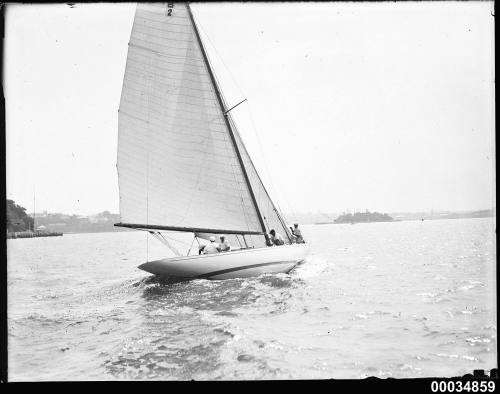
[269,229,284,246]
[292,223,304,243]
[203,236,220,254]
[219,235,231,252]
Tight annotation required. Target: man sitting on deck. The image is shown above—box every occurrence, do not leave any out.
[219,235,231,252]
[269,229,285,246]
[202,236,220,254]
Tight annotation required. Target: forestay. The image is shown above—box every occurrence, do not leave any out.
[117,2,262,234]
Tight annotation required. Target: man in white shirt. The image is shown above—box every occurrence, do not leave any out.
[269,229,284,246]
[203,236,220,254]
[219,235,231,252]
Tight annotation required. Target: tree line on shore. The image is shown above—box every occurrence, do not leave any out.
[334,210,394,223]
[6,199,34,232]
[6,199,126,234]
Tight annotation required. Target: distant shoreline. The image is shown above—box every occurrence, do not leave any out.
[9,203,495,235]
[312,215,495,225]
[6,215,495,238]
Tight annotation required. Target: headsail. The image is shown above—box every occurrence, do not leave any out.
[117,2,262,235]
[194,118,293,248]
[230,117,293,244]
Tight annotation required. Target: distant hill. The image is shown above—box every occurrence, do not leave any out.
[334,211,394,224]
[284,209,495,225]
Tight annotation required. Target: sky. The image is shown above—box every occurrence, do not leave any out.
[4,2,495,216]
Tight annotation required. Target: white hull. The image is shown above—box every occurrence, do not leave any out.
[138,243,310,280]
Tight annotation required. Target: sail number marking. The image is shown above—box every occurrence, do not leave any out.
[167,2,174,16]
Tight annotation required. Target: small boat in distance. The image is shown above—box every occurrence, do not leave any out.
[114,2,309,279]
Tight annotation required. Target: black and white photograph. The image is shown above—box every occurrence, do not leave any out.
[2,1,496,382]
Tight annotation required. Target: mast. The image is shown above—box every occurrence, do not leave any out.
[186,3,270,245]
[33,191,35,232]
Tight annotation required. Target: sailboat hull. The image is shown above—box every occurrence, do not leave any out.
[138,243,310,280]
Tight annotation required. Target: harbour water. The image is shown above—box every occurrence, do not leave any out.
[7,218,496,380]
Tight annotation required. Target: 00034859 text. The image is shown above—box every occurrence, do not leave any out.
[431,380,496,393]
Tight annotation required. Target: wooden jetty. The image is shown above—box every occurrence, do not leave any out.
[7,231,63,239]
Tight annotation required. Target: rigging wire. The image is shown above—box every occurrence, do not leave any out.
[244,100,297,222]
[187,236,196,256]
[195,14,298,224]
[195,16,263,235]
[194,17,247,100]
[161,232,195,247]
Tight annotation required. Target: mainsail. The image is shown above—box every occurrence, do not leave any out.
[117,2,291,243]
